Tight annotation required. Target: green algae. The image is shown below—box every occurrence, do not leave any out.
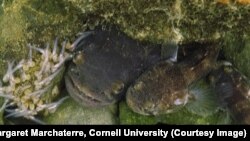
[1,0,249,76]
[158,108,231,125]
[68,0,250,43]
[0,0,84,76]
[1,0,249,75]
[120,101,231,125]
[43,97,118,125]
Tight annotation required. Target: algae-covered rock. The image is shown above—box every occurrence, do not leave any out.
[120,101,231,125]
[43,97,118,124]
[158,108,231,125]
[1,0,248,74]
[0,0,84,76]
[1,0,249,73]
[68,0,250,44]
[119,101,158,125]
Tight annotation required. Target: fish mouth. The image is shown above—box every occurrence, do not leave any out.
[126,87,158,115]
[65,70,113,107]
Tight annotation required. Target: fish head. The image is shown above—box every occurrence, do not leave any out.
[126,61,189,115]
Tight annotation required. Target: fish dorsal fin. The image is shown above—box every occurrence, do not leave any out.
[161,42,178,62]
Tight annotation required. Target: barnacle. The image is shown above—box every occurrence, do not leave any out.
[0,39,71,123]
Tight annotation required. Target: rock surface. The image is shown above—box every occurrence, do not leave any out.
[43,97,118,124]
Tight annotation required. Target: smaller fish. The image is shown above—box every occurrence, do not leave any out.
[126,42,220,115]
[209,62,250,124]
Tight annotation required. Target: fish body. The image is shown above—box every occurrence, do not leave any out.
[209,63,250,124]
[65,26,164,107]
[126,43,220,115]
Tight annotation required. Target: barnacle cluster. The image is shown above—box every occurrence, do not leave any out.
[0,39,71,123]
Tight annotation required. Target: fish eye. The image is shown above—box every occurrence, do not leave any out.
[73,51,85,65]
[111,81,124,95]
[133,81,144,91]
[70,68,80,76]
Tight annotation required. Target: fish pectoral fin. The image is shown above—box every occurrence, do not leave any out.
[186,80,219,117]
[161,42,178,62]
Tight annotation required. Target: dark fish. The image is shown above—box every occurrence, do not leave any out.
[209,63,250,124]
[126,43,220,115]
[65,26,175,107]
